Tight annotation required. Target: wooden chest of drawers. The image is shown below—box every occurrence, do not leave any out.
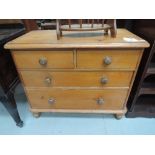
[5,29,149,119]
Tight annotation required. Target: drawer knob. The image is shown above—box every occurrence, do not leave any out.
[100,77,108,84]
[45,77,52,85]
[104,56,112,65]
[39,57,47,66]
[96,98,104,105]
[48,98,55,104]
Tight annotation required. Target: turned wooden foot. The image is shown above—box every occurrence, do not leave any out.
[114,113,124,120]
[32,112,41,118]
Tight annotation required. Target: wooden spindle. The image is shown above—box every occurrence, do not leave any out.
[59,20,62,36]
[79,19,82,28]
[102,19,105,27]
[56,19,60,40]
[68,19,71,29]
[87,19,90,24]
[91,19,94,28]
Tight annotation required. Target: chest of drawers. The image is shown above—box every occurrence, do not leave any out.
[5,29,149,119]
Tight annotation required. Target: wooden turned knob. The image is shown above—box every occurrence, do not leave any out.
[39,57,47,66]
[45,77,52,85]
[100,77,108,84]
[96,98,104,105]
[48,98,55,104]
[104,56,112,65]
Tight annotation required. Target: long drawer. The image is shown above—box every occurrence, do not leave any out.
[26,88,128,110]
[12,50,74,69]
[77,49,141,69]
[20,71,133,87]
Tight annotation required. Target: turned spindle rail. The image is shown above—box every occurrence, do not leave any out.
[56,19,117,40]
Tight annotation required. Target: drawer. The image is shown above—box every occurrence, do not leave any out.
[20,71,133,87]
[26,89,128,110]
[77,49,141,69]
[12,50,74,69]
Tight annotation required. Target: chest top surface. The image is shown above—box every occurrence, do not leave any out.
[5,29,149,50]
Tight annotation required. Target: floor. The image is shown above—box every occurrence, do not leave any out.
[0,84,155,135]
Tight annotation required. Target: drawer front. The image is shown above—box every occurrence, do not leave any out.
[77,49,141,69]
[26,89,128,110]
[12,50,74,69]
[20,71,133,87]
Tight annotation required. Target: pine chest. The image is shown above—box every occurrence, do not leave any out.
[5,29,149,119]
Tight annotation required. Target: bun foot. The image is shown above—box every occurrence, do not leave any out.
[114,113,124,120]
[32,112,41,118]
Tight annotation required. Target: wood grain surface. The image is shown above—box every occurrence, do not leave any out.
[20,70,133,88]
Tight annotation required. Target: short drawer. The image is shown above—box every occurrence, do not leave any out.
[12,50,74,69]
[20,71,133,87]
[77,49,141,69]
[26,88,128,110]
